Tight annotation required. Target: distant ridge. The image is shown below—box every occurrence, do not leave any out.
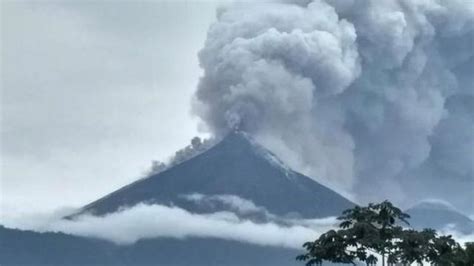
[407,200,474,234]
[0,225,299,266]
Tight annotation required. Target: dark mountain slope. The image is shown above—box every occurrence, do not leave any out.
[75,131,354,218]
[0,226,300,266]
[0,226,120,266]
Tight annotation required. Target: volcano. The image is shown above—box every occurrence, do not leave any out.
[1,131,356,266]
[73,131,354,218]
[406,201,474,234]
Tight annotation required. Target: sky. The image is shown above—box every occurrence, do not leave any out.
[1,0,223,216]
[1,0,473,220]
[1,0,473,258]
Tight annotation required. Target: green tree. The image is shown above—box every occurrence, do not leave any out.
[298,230,356,265]
[463,242,474,265]
[297,200,468,266]
[396,228,435,265]
[337,200,410,266]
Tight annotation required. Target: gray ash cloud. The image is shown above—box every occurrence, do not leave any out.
[192,0,474,211]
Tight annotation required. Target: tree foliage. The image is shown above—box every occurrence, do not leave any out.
[297,200,473,266]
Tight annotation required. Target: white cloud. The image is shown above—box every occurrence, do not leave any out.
[181,193,271,216]
[1,195,471,252]
[1,203,337,249]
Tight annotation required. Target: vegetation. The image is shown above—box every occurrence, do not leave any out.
[297,200,474,266]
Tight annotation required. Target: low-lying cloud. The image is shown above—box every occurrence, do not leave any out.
[181,193,272,217]
[2,195,473,250]
[1,201,337,249]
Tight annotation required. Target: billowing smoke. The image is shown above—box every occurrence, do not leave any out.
[193,0,474,211]
[145,136,218,176]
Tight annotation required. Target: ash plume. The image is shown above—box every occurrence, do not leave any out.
[145,136,218,176]
[193,0,474,211]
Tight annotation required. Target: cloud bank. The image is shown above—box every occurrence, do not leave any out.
[2,194,472,250]
[1,201,337,249]
[193,0,474,211]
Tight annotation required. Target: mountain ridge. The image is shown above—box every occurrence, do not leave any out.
[71,131,355,219]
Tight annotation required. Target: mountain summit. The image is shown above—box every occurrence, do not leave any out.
[74,131,354,218]
[407,201,474,234]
